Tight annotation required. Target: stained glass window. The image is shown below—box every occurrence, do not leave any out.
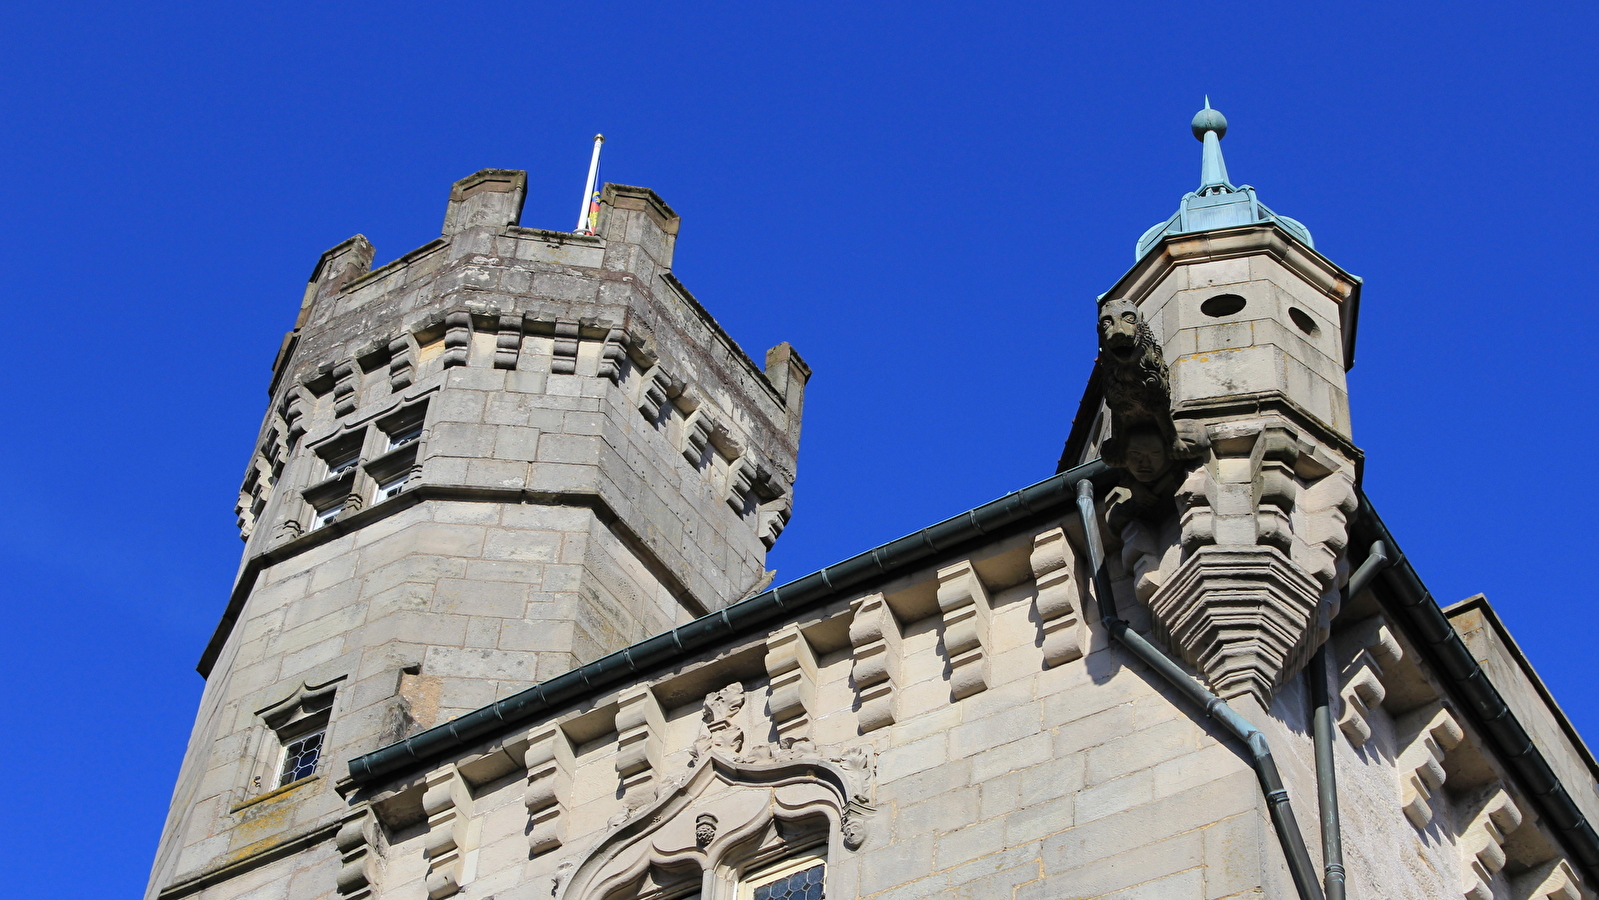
[751,862,823,900]
[278,730,324,787]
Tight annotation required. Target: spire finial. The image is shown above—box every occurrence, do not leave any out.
[1191,99,1231,192]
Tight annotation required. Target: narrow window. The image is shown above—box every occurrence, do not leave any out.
[278,729,325,787]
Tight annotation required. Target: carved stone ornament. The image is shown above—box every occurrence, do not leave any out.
[551,752,875,900]
[1096,299,1209,481]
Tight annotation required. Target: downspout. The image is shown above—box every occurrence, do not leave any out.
[1075,480,1326,900]
[1308,541,1391,900]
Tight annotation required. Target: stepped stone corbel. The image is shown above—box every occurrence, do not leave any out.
[849,592,902,732]
[1336,616,1404,746]
[598,327,627,382]
[422,767,475,899]
[1460,785,1524,900]
[332,359,360,417]
[551,319,580,374]
[764,623,818,751]
[283,383,311,444]
[524,723,575,855]
[757,498,791,549]
[1030,528,1085,666]
[441,311,471,369]
[494,314,522,370]
[1395,702,1465,827]
[335,807,380,899]
[388,335,414,390]
[636,366,674,422]
[1512,858,1581,900]
[937,561,994,700]
[615,685,667,809]
[681,407,714,467]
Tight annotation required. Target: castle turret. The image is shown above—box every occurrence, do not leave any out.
[148,169,808,896]
[1068,104,1363,708]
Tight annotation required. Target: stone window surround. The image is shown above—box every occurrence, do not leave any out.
[239,676,344,804]
[298,398,430,530]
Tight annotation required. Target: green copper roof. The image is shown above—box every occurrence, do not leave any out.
[1136,100,1314,260]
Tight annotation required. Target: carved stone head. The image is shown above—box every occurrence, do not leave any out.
[1098,299,1150,364]
[1123,425,1172,483]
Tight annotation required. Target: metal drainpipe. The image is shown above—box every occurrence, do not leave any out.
[1075,480,1326,900]
[1308,541,1391,900]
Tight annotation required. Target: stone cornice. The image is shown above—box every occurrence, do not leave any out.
[198,485,708,679]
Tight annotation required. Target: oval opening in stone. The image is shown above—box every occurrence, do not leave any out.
[1200,294,1247,317]
[1289,307,1319,336]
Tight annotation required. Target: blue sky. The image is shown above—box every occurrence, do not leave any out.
[3,2,1596,894]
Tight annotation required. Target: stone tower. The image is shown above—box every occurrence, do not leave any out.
[148,170,808,893]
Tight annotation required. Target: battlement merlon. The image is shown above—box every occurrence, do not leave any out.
[266,171,808,453]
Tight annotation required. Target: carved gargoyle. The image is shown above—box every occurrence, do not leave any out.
[1098,299,1208,469]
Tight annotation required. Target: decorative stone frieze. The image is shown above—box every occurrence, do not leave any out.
[1030,527,1086,666]
[551,319,580,374]
[848,593,902,732]
[615,685,667,810]
[493,314,522,370]
[764,624,818,750]
[335,807,380,899]
[524,723,574,856]
[1395,702,1465,827]
[1336,616,1403,746]
[422,767,475,899]
[936,561,994,700]
[1460,785,1524,900]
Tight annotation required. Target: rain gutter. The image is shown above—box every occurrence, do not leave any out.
[347,458,1113,785]
[1352,494,1599,887]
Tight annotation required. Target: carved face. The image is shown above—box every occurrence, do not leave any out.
[1099,299,1144,363]
[1124,429,1170,483]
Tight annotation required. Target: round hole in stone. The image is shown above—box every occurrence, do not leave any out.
[1289,307,1319,336]
[1200,294,1247,317]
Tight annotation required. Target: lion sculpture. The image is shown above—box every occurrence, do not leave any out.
[1097,298,1207,470]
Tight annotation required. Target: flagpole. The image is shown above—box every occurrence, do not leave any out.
[575,134,605,233]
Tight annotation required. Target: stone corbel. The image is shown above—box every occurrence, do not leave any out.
[681,408,714,467]
[598,327,627,383]
[1031,528,1086,666]
[849,592,902,733]
[937,561,994,700]
[1511,858,1581,900]
[422,767,475,899]
[335,807,380,899]
[551,319,580,375]
[283,383,311,445]
[1395,702,1465,827]
[388,335,414,391]
[441,311,471,369]
[765,624,818,751]
[636,366,674,423]
[493,314,522,370]
[1336,616,1403,746]
[524,723,574,856]
[332,359,360,418]
[615,685,667,810]
[757,498,791,550]
[727,459,758,514]
[1460,785,1524,900]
